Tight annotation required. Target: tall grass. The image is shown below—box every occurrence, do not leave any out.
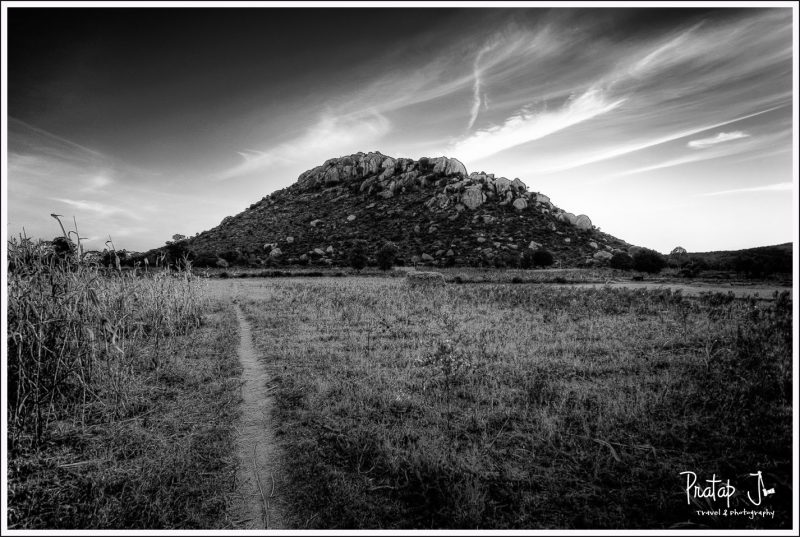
[7,235,205,448]
[6,227,243,529]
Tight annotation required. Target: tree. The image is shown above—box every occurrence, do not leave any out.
[632,248,667,274]
[532,249,554,268]
[348,239,368,271]
[609,252,634,270]
[521,249,535,269]
[52,236,76,260]
[376,241,399,271]
[165,235,191,268]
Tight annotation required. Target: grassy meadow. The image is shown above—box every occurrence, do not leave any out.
[5,236,794,530]
[232,277,793,529]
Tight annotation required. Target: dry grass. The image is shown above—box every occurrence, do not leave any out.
[7,233,242,529]
[230,277,792,529]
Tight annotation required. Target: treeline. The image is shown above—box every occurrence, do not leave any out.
[668,243,792,278]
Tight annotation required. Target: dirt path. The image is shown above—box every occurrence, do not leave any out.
[229,303,287,529]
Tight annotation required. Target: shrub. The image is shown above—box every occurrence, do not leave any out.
[376,241,399,271]
[503,251,521,269]
[632,248,667,274]
[532,249,554,268]
[348,239,368,271]
[520,249,535,269]
[52,236,77,261]
[609,252,634,270]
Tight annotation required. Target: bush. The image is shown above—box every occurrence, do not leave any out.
[520,249,535,269]
[609,252,634,270]
[532,249,554,268]
[52,236,77,262]
[632,248,667,274]
[348,240,368,271]
[376,241,399,271]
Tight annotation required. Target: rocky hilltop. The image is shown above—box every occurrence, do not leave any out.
[186,152,631,267]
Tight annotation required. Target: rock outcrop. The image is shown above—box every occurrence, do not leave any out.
[180,152,630,268]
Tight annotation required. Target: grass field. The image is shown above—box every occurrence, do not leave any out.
[6,249,794,529]
[229,277,793,529]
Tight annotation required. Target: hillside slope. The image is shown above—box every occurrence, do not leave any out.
[185,152,632,268]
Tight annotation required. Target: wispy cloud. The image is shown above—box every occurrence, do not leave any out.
[624,23,705,81]
[544,104,786,175]
[698,182,793,197]
[468,41,499,130]
[220,110,391,180]
[688,131,750,149]
[50,198,142,220]
[450,87,625,163]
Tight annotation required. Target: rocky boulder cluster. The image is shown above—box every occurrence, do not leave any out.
[295,151,595,232]
[184,152,631,268]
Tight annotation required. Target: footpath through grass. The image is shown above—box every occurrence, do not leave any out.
[236,277,793,529]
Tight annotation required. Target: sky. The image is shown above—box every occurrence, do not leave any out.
[3,3,797,254]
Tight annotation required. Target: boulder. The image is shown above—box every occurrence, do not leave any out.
[593,250,613,261]
[286,236,294,244]
[310,219,322,227]
[461,185,486,209]
[380,156,396,172]
[575,214,592,230]
[528,241,542,250]
[512,178,527,192]
[361,153,384,175]
[445,158,468,176]
[494,177,513,195]
[535,193,551,204]
[512,198,528,211]
[326,245,334,254]
[589,241,598,249]
[347,214,356,222]
[324,167,340,185]
[269,247,283,258]
[421,253,434,262]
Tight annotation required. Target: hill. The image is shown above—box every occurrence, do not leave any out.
[675,243,793,278]
[175,152,633,269]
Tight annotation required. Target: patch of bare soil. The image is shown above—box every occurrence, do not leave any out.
[229,304,288,529]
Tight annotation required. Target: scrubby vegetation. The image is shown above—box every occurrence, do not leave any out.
[632,248,667,274]
[235,278,792,529]
[376,241,400,271]
[7,227,241,529]
[668,243,792,279]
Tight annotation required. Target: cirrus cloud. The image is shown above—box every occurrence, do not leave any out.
[687,131,750,149]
